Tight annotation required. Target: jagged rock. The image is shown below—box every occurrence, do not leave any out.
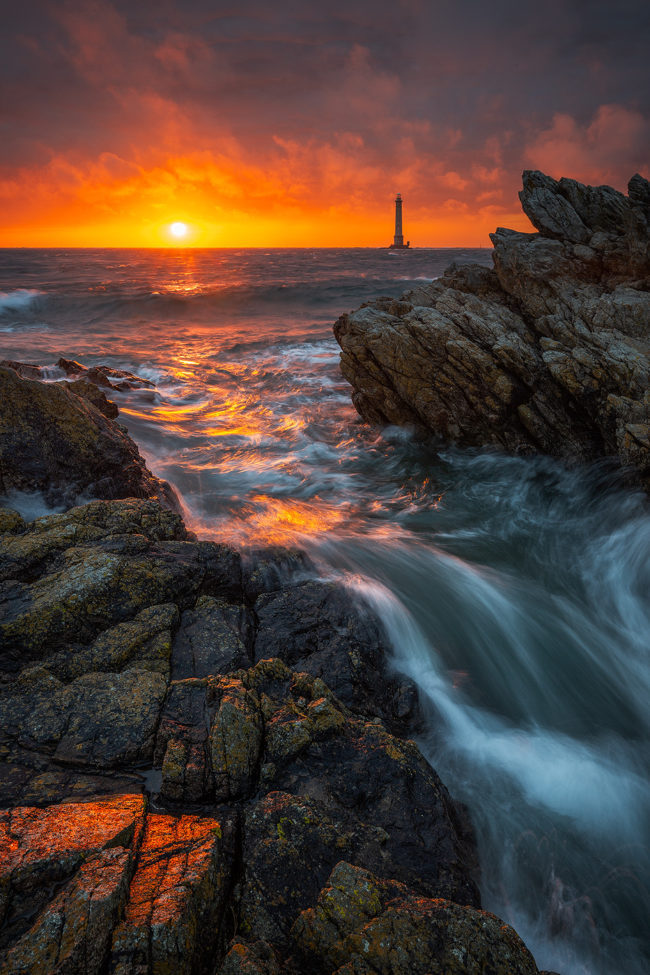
[0,796,234,975]
[334,170,650,489]
[109,811,234,974]
[55,357,156,390]
[254,580,420,733]
[291,861,540,975]
[0,795,146,958]
[0,500,240,667]
[2,849,132,974]
[155,657,478,938]
[62,379,119,419]
[217,940,280,974]
[0,366,176,509]
[0,499,245,805]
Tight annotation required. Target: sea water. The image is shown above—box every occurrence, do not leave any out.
[1,247,648,975]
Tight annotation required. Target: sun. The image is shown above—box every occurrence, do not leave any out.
[169,221,188,239]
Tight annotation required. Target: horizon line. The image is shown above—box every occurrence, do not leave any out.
[0,244,493,251]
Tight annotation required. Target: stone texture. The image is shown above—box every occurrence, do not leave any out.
[0,795,146,959]
[1,849,131,975]
[0,796,234,975]
[334,170,650,490]
[292,861,540,975]
[254,580,420,733]
[0,500,240,668]
[109,812,233,975]
[172,595,252,679]
[0,365,176,509]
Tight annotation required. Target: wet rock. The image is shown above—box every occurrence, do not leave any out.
[334,170,650,490]
[0,366,176,510]
[0,359,43,381]
[292,861,540,975]
[62,378,120,419]
[254,580,420,733]
[241,546,313,602]
[56,357,156,390]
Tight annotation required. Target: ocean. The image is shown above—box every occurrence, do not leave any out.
[1,247,649,975]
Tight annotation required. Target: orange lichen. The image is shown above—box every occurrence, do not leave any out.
[0,795,146,878]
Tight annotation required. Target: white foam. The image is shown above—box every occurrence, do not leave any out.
[347,572,650,839]
[0,289,43,313]
[1,491,66,521]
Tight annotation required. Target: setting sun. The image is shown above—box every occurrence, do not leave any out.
[169,221,188,239]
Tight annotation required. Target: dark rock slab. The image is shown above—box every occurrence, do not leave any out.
[254,579,419,732]
[0,366,176,510]
[172,595,253,680]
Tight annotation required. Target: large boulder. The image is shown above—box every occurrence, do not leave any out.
[0,365,176,509]
[292,861,540,975]
[334,171,650,489]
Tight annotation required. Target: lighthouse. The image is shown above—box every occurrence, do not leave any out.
[389,194,410,249]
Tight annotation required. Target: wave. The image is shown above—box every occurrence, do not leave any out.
[0,276,443,328]
[0,289,44,314]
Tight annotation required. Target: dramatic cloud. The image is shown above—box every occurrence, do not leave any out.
[1,0,648,244]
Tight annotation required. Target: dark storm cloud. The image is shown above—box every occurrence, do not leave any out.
[1,0,648,242]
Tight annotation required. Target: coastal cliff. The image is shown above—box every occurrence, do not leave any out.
[0,369,551,974]
[334,170,650,490]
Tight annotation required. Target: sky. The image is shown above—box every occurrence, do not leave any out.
[1,0,649,247]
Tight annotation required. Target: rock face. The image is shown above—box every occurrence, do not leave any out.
[0,359,546,973]
[0,496,543,973]
[0,365,177,509]
[334,171,650,489]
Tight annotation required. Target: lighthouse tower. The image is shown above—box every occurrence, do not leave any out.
[389,194,410,249]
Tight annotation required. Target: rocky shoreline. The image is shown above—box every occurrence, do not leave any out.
[0,365,556,971]
[334,170,650,492]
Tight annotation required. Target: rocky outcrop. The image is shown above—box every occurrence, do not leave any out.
[334,170,650,489]
[1,356,155,391]
[0,363,548,972]
[292,861,539,975]
[0,494,545,973]
[0,365,176,509]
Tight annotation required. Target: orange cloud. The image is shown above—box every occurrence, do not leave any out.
[525,104,650,187]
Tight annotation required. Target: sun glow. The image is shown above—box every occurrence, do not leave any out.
[169,221,189,239]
